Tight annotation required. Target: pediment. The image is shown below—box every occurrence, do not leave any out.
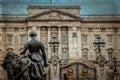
[27,9,81,20]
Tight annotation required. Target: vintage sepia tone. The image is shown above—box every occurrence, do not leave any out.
[0,5,120,80]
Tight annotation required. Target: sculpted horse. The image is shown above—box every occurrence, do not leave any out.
[2,52,31,80]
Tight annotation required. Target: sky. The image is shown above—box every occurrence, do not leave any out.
[0,0,120,15]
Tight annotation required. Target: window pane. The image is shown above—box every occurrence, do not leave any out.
[108,52,113,61]
[62,35,67,44]
[82,51,88,61]
[7,35,12,43]
[107,35,112,44]
[20,36,25,44]
[83,53,87,61]
[82,35,87,44]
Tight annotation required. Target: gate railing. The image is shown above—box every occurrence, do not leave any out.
[60,62,97,80]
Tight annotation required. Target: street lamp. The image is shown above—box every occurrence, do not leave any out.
[93,36,105,54]
[112,58,119,80]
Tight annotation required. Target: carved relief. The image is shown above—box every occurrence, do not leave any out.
[49,12,62,19]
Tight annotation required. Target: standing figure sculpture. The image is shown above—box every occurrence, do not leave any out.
[20,31,47,80]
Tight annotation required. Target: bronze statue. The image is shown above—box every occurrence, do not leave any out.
[2,31,47,80]
[20,31,47,80]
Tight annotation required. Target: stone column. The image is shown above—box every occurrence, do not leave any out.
[77,27,82,59]
[58,27,62,59]
[47,27,51,59]
[68,27,73,60]
[36,27,41,41]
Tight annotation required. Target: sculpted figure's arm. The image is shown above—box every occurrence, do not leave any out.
[20,43,29,55]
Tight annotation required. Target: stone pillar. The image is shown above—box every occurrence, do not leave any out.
[77,27,82,59]
[113,28,119,58]
[36,27,41,41]
[88,27,95,60]
[68,27,73,60]
[47,27,51,59]
[58,27,62,59]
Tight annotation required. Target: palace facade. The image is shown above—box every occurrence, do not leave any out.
[0,6,120,61]
[0,6,120,80]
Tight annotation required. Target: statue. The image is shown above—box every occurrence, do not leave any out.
[2,31,47,80]
[20,31,47,80]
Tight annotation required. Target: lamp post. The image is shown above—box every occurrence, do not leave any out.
[112,58,119,80]
[48,38,60,61]
[49,39,60,80]
[93,36,106,77]
[93,36,105,54]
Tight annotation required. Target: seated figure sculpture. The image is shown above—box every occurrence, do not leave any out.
[20,31,47,80]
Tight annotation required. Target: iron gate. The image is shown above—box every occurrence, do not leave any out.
[60,62,97,80]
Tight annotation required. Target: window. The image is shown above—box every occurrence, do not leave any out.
[7,35,13,44]
[61,35,67,44]
[108,52,113,61]
[82,48,88,61]
[83,52,88,61]
[107,35,112,44]
[107,48,113,61]
[82,35,87,44]
[20,36,25,44]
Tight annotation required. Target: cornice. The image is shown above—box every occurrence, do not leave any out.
[28,6,80,9]
[82,19,120,23]
[0,14,120,23]
[0,17,26,23]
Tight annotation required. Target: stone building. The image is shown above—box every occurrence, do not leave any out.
[0,6,120,79]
